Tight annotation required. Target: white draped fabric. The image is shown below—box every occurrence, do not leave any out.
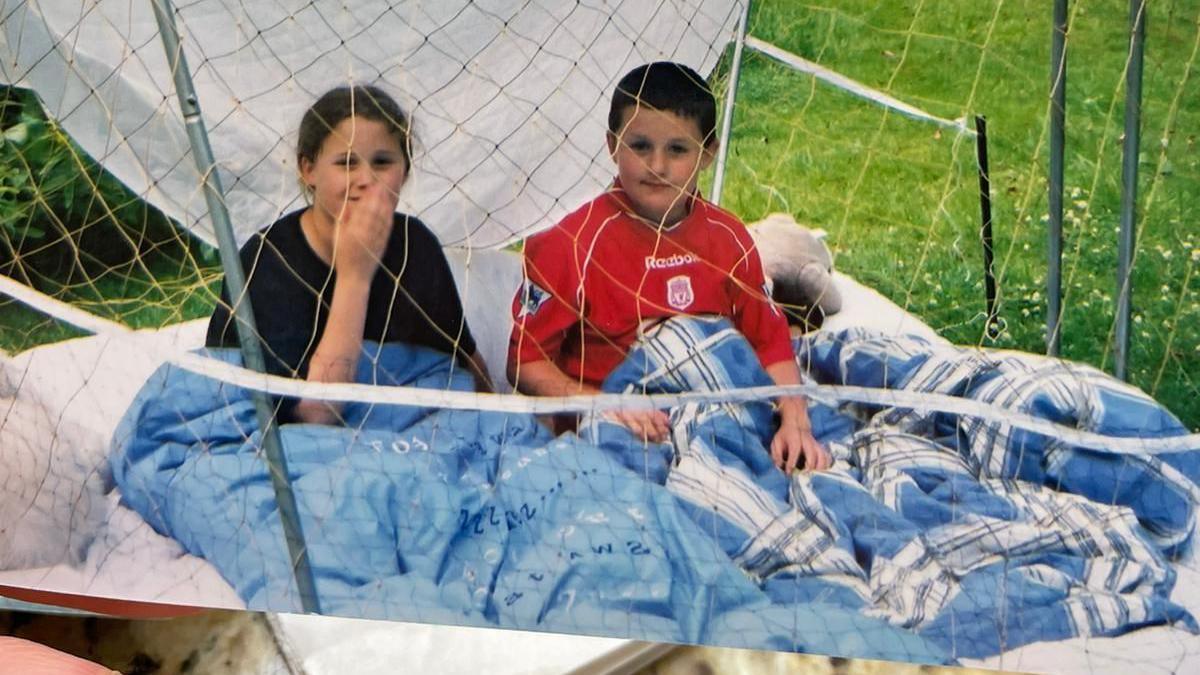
[0,0,740,248]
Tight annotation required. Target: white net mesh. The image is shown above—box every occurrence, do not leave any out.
[2,0,740,249]
[2,0,1200,671]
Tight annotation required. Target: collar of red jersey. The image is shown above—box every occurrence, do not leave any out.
[605,179,705,230]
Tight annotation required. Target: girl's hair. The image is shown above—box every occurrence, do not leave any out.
[296,85,413,167]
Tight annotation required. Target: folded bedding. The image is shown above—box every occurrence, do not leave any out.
[110,317,1200,663]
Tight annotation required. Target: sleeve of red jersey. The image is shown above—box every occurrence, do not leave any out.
[730,233,795,369]
[508,227,583,370]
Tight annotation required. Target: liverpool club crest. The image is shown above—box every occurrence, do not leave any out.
[666,275,694,310]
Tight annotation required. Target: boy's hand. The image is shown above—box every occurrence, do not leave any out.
[333,183,394,282]
[770,422,830,473]
[607,408,671,443]
[772,396,831,473]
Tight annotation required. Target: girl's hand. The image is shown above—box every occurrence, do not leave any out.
[332,183,394,283]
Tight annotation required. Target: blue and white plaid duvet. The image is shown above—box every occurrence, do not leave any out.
[584,317,1199,656]
[111,316,1200,662]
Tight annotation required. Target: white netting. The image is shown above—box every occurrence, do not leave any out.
[2,1,1200,671]
[1,0,740,248]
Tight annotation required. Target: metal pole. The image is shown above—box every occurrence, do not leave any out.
[1048,0,1067,356]
[975,116,1000,340]
[1115,0,1146,381]
[710,0,750,205]
[150,0,322,613]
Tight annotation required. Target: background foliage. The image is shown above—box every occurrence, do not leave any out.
[0,85,217,348]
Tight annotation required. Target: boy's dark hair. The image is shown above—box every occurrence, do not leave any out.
[607,62,716,145]
[297,84,413,167]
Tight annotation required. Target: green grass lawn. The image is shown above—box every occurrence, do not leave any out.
[713,0,1199,430]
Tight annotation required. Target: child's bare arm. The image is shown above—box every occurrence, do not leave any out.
[294,186,393,424]
[765,360,831,473]
[511,359,670,442]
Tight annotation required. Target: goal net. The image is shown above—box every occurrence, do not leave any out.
[2,0,1199,670]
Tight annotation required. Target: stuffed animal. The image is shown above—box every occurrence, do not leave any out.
[748,213,842,331]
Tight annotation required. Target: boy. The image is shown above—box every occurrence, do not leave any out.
[508,62,829,474]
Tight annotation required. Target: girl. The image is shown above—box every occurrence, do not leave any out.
[207,85,490,424]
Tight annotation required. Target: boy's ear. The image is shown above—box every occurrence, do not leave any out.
[606,130,619,157]
[699,139,719,171]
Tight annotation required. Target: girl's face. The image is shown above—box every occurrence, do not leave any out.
[299,115,408,230]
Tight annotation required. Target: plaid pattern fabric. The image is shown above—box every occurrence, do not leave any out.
[583,316,1198,656]
[805,328,1200,554]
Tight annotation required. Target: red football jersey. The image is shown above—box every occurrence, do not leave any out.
[509,186,793,389]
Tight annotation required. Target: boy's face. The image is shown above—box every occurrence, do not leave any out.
[607,104,715,227]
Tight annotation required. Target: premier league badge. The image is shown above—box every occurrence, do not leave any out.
[518,280,551,317]
[667,274,694,310]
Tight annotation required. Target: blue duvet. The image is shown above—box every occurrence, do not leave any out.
[111,318,1199,663]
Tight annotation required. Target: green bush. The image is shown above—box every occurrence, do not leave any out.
[1,86,183,270]
[0,85,218,350]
